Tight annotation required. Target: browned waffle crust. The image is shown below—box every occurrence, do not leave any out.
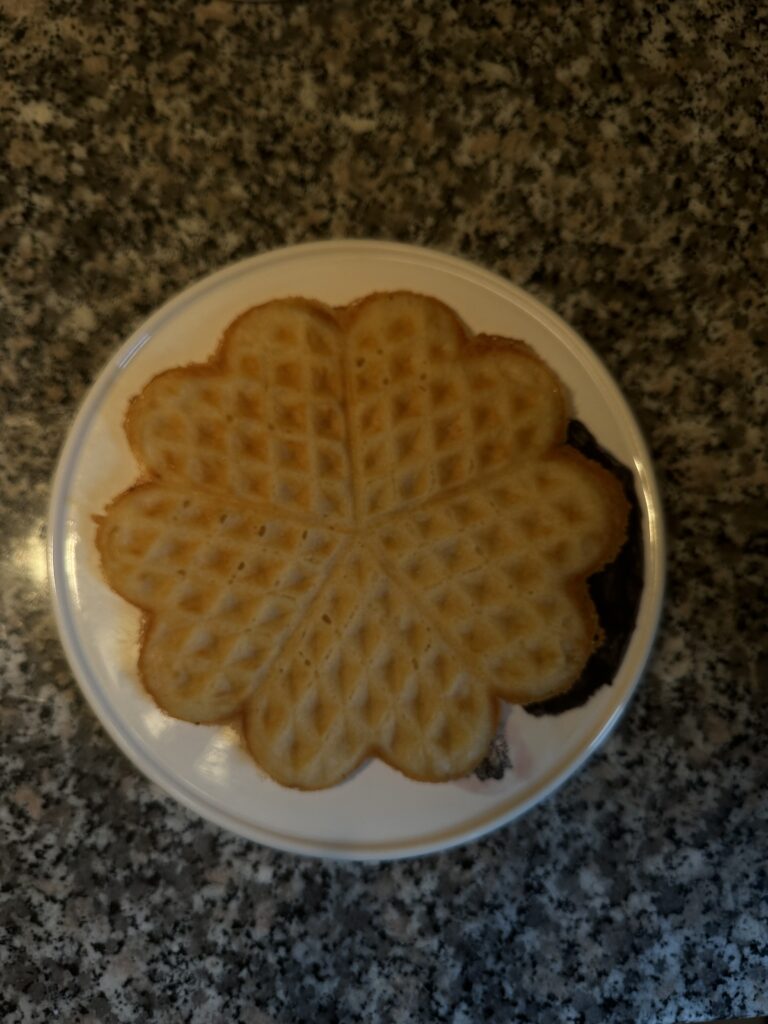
[96,292,628,788]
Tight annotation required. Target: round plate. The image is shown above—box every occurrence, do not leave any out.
[48,240,665,860]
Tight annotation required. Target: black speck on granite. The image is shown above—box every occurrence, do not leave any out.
[1,2,766,1023]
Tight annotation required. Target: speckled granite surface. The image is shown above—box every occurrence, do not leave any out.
[1,1,766,1021]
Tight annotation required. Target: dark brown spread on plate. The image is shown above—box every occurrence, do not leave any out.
[525,419,645,717]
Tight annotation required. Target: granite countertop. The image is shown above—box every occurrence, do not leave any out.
[2,1,766,1021]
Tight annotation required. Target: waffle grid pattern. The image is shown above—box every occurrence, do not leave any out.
[97,293,626,787]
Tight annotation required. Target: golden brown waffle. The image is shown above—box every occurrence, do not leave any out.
[96,292,628,789]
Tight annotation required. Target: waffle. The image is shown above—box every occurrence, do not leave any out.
[96,292,628,788]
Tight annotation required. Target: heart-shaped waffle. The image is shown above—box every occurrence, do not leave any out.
[96,292,628,788]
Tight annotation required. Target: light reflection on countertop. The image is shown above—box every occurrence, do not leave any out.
[8,522,48,590]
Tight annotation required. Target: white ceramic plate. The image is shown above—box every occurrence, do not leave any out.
[48,240,664,860]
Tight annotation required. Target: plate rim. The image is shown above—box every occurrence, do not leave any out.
[47,239,666,860]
